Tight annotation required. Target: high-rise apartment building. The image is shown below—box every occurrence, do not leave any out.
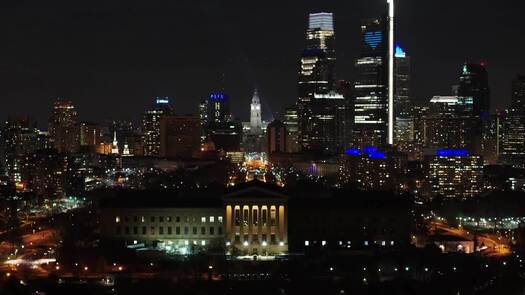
[142,97,174,156]
[426,149,483,199]
[500,74,525,167]
[49,98,79,154]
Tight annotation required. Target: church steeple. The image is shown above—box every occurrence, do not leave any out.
[111,131,119,154]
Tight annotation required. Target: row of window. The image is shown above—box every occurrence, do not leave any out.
[304,240,396,247]
[115,215,223,224]
[116,225,223,236]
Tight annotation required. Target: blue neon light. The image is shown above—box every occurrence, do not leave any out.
[436,149,468,157]
[363,146,378,154]
[345,148,361,156]
[209,92,228,101]
[345,146,386,159]
[364,31,382,50]
[368,151,386,159]
[395,45,406,58]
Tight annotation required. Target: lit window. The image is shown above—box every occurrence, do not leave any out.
[218,216,223,223]
[364,241,369,246]
[305,241,309,246]
[321,240,326,246]
[201,217,206,223]
[115,216,120,223]
[209,216,215,223]
[201,240,206,246]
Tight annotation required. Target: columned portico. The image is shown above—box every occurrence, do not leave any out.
[223,181,288,257]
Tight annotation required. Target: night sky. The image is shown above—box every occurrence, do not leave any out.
[1,0,524,127]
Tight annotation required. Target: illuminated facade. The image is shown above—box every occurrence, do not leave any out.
[500,74,525,167]
[100,196,224,255]
[426,150,483,199]
[142,97,174,156]
[49,98,79,154]
[425,96,476,151]
[250,89,262,135]
[339,146,407,191]
[353,17,389,148]
[298,12,341,153]
[457,63,491,155]
[283,105,301,153]
[393,45,413,153]
[100,182,289,258]
[223,183,288,257]
[1,117,44,183]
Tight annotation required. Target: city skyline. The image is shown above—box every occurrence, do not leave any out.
[1,0,525,126]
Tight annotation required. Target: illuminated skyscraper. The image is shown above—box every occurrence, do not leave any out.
[297,12,339,153]
[142,97,174,156]
[393,45,413,152]
[283,105,300,153]
[199,92,230,127]
[457,63,491,154]
[1,117,41,182]
[49,98,79,154]
[352,17,389,148]
[500,75,525,167]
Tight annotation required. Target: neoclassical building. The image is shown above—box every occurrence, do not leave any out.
[223,181,288,257]
[98,181,410,258]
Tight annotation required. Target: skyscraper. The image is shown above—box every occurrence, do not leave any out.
[142,97,174,156]
[457,63,490,154]
[512,74,525,109]
[199,92,230,127]
[352,17,389,148]
[49,98,79,154]
[297,13,350,154]
[298,12,336,104]
[283,105,300,153]
[393,45,413,153]
[250,89,262,135]
[297,12,338,153]
[500,75,525,166]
